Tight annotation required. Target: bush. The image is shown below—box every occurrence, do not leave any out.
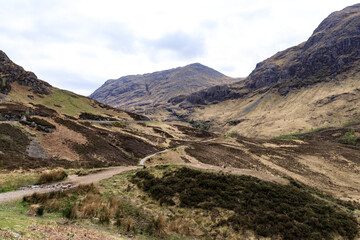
[226,131,241,138]
[37,169,68,184]
[132,167,359,240]
[112,121,126,128]
[342,129,358,145]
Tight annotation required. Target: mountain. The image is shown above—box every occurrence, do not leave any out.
[166,4,360,137]
[0,50,213,170]
[90,63,239,114]
[1,5,360,240]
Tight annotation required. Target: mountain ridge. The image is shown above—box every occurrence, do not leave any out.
[168,3,360,108]
[154,4,360,137]
[90,63,239,113]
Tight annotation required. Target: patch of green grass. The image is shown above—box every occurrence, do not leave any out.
[0,200,51,239]
[0,173,39,193]
[342,129,358,145]
[273,134,300,140]
[132,167,359,240]
[273,127,331,140]
[343,120,358,127]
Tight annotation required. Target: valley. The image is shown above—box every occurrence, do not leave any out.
[0,3,360,240]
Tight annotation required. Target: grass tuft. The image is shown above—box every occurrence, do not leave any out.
[37,169,68,184]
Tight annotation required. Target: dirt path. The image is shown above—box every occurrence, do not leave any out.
[0,138,287,203]
[0,166,140,203]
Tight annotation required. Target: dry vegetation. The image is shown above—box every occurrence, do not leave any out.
[20,166,360,240]
[37,169,68,184]
[173,75,360,138]
[132,167,359,240]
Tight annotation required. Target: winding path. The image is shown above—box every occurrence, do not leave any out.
[0,166,140,203]
[0,139,287,204]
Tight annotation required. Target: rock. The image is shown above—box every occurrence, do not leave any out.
[246,4,360,92]
[0,50,52,95]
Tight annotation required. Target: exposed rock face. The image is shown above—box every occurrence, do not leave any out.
[0,50,51,95]
[170,4,360,107]
[246,4,360,91]
[168,85,243,105]
[90,63,238,112]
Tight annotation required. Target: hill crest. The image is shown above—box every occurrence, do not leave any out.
[90,63,238,113]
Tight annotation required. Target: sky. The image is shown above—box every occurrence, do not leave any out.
[0,0,359,96]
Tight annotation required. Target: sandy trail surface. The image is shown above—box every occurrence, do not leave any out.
[0,166,140,203]
[0,140,287,203]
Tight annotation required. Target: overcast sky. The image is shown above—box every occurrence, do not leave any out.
[0,0,358,96]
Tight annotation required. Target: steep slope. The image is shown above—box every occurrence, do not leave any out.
[90,63,239,114]
[0,51,215,170]
[167,4,360,137]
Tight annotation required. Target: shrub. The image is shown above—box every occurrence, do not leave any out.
[226,131,241,138]
[112,121,126,128]
[37,169,68,184]
[342,129,358,145]
[132,167,359,240]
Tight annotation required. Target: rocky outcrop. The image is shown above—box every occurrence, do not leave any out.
[168,4,360,107]
[246,4,360,91]
[90,63,238,112]
[168,85,243,105]
[0,50,51,95]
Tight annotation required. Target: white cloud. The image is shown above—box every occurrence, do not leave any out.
[0,0,358,95]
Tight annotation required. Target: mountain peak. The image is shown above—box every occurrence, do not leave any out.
[90,64,236,113]
[246,3,360,92]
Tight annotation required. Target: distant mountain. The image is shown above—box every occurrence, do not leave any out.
[90,63,239,113]
[166,4,360,137]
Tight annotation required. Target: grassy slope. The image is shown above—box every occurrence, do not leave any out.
[184,74,360,138]
[0,200,122,239]
[18,166,360,240]
[8,83,132,119]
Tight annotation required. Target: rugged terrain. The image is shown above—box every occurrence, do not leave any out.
[90,63,239,114]
[0,50,216,170]
[0,4,360,240]
[160,4,360,137]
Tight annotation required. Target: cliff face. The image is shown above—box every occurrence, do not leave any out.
[90,63,238,113]
[246,4,360,92]
[171,4,360,106]
[160,4,360,137]
[0,50,51,95]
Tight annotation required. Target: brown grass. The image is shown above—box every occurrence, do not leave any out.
[168,218,193,236]
[38,118,87,161]
[37,169,68,184]
[184,76,360,138]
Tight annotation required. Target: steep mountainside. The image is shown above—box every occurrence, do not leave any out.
[0,51,214,170]
[90,63,239,114]
[165,4,360,137]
